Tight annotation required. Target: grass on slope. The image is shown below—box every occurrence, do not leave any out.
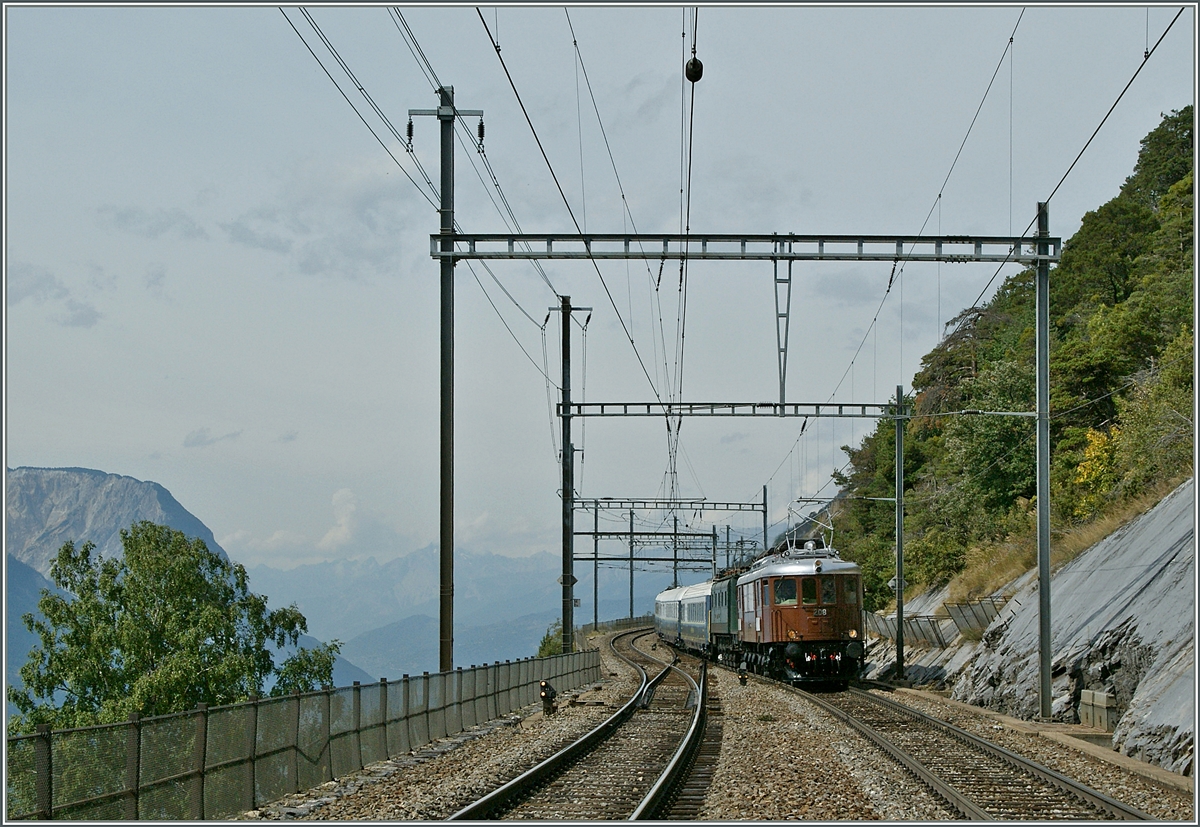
[944,474,1191,603]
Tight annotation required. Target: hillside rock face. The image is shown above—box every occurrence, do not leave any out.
[951,478,1194,775]
[5,466,229,577]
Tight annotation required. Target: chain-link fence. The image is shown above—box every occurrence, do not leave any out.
[6,649,600,820]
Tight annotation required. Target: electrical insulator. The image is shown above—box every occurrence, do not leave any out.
[406,118,414,150]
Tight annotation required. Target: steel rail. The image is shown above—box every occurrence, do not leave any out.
[447,630,664,820]
[794,686,993,820]
[629,661,707,820]
[852,689,1153,821]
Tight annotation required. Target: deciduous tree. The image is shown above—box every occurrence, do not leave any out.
[8,521,340,732]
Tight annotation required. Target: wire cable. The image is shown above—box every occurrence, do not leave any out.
[477,7,668,411]
[755,9,1030,503]
[957,4,1186,324]
[279,8,437,212]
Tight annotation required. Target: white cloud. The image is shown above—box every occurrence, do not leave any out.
[97,204,209,240]
[257,530,309,551]
[220,529,252,547]
[183,427,242,448]
[317,488,358,550]
[56,298,102,328]
[221,210,293,253]
[7,262,68,306]
[8,261,103,327]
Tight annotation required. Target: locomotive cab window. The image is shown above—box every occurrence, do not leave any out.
[821,577,837,605]
[801,577,818,605]
[774,578,797,605]
[844,577,859,605]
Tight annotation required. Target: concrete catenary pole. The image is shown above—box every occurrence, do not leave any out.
[629,510,635,619]
[672,515,679,588]
[762,485,768,554]
[594,502,599,629]
[1036,202,1052,719]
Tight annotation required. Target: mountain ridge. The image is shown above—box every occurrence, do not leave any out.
[6,466,230,577]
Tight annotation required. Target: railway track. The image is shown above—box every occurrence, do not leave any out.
[797,686,1153,821]
[448,631,706,820]
[659,670,723,820]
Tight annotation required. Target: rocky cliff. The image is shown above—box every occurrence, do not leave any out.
[5,466,229,576]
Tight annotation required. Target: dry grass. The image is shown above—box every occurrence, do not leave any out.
[947,539,1034,603]
[1050,476,1187,569]
[946,475,1188,603]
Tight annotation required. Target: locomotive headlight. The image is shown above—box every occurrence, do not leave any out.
[848,629,858,639]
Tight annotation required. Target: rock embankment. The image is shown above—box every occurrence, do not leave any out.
[952,478,1194,775]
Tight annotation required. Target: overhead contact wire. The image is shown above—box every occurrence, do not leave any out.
[280,8,437,212]
[958,4,1185,324]
[477,7,667,412]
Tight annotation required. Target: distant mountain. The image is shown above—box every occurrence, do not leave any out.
[338,609,564,680]
[5,466,230,577]
[247,550,677,646]
[247,547,572,642]
[6,555,63,717]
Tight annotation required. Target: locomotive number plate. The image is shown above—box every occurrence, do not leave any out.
[813,608,828,616]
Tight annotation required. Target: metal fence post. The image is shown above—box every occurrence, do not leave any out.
[289,690,300,795]
[321,687,332,783]
[400,675,411,755]
[352,681,363,772]
[34,724,52,820]
[190,703,208,820]
[451,668,463,735]
[245,694,259,812]
[125,713,140,819]
[473,666,487,725]
[379,678,389,756]
[418,672,431,748]
[487,663,498,721]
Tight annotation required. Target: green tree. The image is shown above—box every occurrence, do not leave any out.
[1119,105,1193,209]
[1112,328,1194,496]
[7,521,340,732]
[536,619,564,657]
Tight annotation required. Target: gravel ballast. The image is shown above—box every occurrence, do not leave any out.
[239,635,1192,821]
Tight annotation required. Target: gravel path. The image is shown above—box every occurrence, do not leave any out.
[239,635,638,821]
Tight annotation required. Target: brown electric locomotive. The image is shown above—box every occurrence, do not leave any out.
[656,537,865,687]
[733,539,864,685]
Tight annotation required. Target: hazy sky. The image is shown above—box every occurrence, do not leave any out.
[5,4,1194,571]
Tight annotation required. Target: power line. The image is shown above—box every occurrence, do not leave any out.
[390,7,562,297]
[476,8,668,413]
[756,8,1029,502]
[279,7,437,212]
[958,5,1186,325]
